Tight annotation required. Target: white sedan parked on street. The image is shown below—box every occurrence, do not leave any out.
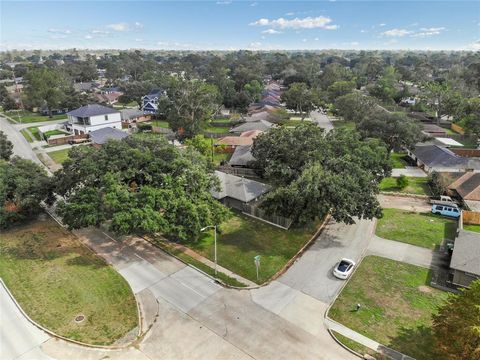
[333,258,356,280]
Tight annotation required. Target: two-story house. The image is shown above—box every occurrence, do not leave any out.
[68,104,122,135]
[141,89,165,115]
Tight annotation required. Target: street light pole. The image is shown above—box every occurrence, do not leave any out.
[201,225,218,277]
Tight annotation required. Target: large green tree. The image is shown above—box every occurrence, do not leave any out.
[356,110,422,151]
[0,158,51,228]
[251,123,391,224]
[54,136,229,241]
[0,131,13,161]
[159,78,220,138]
[281,82,319,120]
[432,280,480,360]
[23,68,69,116]
[334,92,377,123]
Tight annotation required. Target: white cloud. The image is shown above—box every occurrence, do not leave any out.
[135,38,144,42]
[412,27,446,37]
[360,29,367,33]
[248,41,262,49]
[134,22,144,29]
[382,28,412,37]
[92,30,110,35]
[262,29,281,34]
[250,2,258,6]
[302,38,307,42]
[216,1,231,4]
[107,23,130,31]
[285,12,295,16]
[84,35,93,40]
[250,16,338,30]
[48,28,71,34]
[469,40,480,50]
[314,37,319,41]
[379,23,386,27]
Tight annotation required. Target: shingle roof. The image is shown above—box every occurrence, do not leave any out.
[229,145,255,167]
[451,229,480,276]
[120,108,144,121]
[413,145,469,169]
[449,172,480,201]
[211,171,271,203]
[68,104,119,118]
[89,127,128,145]
[230,120,273,133]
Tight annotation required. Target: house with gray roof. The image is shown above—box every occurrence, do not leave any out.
[211,170,271,210]
[408,145,480,173]
[120,108,149,124]
[450,229,480,288]
[230,120,273,134]
[68,104,122,135]
[228,145,255,168]
[89,127,129,146]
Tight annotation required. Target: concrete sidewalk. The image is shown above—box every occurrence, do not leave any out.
[367,236,449,269]
[391,167,427,178]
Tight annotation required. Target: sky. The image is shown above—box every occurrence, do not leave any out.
[0,0,479,51]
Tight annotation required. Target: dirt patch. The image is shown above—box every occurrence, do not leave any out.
[418,285,433,293]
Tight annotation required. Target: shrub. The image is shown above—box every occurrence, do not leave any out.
[396,175,409,189]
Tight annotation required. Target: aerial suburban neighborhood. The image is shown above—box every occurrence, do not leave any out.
[0,1,479,360]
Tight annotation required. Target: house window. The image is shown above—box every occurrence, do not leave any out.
[105,115,109,121]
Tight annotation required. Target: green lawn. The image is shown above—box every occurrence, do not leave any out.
[376,208,457,249]
[20,129,33,143]
[0,217,138,345]
[150,120,171,129]
[48,148,70,164]
[210,118,232,124]
[3,110,67,123]
[213,152,232,166]
[463,224,480,233]
[332,120,356,131]
[379,177,430,196]
[203,126,230,134]
[28,126,42,141]
[329,256,448,360]
[390,152,408,169]
[186,212,321,284]
[331,331,379,358]
[43,129,68,139]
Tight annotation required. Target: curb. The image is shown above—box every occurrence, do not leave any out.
[380,191,429,199]
[328,328,364,359]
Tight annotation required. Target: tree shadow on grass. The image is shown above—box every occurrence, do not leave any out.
[65,255,108,269]
[386,325,438,360]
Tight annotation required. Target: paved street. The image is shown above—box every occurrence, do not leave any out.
[310,110,334,133]
[0,282,52,360]
[0,116,43,165]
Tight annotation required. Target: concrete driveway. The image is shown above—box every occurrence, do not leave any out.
[310,110,334,133]
[278,218,375,303]
[391,167,427,178]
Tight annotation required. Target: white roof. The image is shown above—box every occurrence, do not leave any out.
[435,137,463,147]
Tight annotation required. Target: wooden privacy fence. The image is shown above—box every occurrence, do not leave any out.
[242,203,293,230]
[462,210,480,225]
[451,123,465,135]
[217,165,259,178]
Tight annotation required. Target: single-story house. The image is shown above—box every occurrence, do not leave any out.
[230,120,273,134]
[95,92,123,105]
[120,108,150,124]
[217,130,262,148]
[228,145,255,167]
[449,172,480,202]
[449,229,480,288]
[422,124,447,137]
[89,127,129,147]
[211,170,271,210]
[73,82,98,93]
[408,145,480,173]
[243,111,271,122]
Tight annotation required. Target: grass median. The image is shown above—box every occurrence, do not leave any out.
[0,216,138,345]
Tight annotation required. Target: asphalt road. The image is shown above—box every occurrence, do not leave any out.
[0,116,42,165]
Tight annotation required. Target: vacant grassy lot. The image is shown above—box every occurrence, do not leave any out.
[390,152,408,168]
[43,129,67,139]
[379,177,430,196]
[329,256,448,360]
[0,217,138,345]
[204,125,230,134]
[48,148,70,164]
[213,152,232,166]
[187,212,321,284]
[3,110,67,123]
[376,208,457,249]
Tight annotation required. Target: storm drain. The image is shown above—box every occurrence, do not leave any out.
[74,314,85,323]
